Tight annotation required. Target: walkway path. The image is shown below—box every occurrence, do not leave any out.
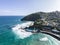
[40,31,60,41]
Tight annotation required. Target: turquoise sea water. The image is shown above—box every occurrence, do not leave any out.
[0,16,59,45]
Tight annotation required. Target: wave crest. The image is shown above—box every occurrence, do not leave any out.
[12,21,34,39]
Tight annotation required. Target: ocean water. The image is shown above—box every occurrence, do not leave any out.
[0,16,60,45]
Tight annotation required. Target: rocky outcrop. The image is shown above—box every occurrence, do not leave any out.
[21,11,60,31]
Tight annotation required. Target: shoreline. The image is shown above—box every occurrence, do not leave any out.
[30,29,60,41]
[12,21,34,39]
[12,21,60,41]
[40,31,60,41]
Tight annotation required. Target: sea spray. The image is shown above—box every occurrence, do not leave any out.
[12,21,34,39]
[12,28,32,39]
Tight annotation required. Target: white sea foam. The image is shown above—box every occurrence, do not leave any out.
[12,21,34,39]
[39,37,48,41]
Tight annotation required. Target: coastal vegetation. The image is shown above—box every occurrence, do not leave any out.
[21,11,60,32]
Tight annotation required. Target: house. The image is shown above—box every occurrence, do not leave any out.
[42,25,54,31]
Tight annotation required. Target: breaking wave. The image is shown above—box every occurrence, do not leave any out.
[12,21,34,39]
[39,37,48,41]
